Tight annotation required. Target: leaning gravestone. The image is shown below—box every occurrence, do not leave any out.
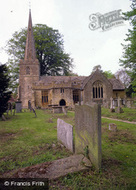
[75,103,101,170]
[57,118,74,152]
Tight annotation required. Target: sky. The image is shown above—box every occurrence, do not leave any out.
[0,0,131,76]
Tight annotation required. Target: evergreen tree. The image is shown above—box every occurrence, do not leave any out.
[120,0,136,91]
[0,64,12,118]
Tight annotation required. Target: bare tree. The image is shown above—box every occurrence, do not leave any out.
[115,69,131,88]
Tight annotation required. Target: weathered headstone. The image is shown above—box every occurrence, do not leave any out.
[57,118,74,152]
[109,123,117,131]
[115,97,124,113]
[62,106,67,115]
[110,97,113,109]
[75,103,101,170]
[118,96,121,108]
[15,101,22,113]
[110,97,115,112]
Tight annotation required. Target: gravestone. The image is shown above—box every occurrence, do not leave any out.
[109,123,117,131]
[75,103,101,170]
[115,97,124,113]
[62,106,67,115]
[110,97,115,112]
[15,101,22,113]
[57,118,74,152]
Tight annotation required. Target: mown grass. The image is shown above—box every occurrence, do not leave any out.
[0,110,73,175]
[51,118,136,190]
[0,108,136,189]
[102,107,136,121]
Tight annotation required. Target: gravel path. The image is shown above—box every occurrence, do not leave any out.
[102,117,136,125]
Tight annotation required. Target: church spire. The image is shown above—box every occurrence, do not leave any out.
[24,9,36,60]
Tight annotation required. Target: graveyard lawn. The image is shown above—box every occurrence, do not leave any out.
[0,110,73,177]
[0,109,136,189]
[102,107,136,121]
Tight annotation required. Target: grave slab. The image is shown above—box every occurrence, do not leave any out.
[8,154,92,179]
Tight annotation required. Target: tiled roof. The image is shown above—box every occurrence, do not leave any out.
[109,78,125,90]
[35,76,86,86]
[34,73,125,91]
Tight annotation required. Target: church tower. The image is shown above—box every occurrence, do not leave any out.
[19,9,39,108]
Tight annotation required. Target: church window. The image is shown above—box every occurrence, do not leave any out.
[60,88,64,93]
[42,90,48,103]
[26,66,30,75]
[93,81,103,99]
[73,90,79,103]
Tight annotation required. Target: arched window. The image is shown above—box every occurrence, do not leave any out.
[26,66,30,75]
[93,81,103,99]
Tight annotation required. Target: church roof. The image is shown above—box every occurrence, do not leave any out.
[109,78,125,90]
[34,74,125,91]
[35,75,86,87]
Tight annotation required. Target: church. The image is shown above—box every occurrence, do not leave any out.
[19,10,125,109]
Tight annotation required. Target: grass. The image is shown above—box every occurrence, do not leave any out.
[0,108,136,189]
[51,118,136,190]
[102,107,136,121]
[0,110,73,175]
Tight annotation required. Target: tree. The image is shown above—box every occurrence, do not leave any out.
[0,64,12,118]
[119,0,136,91]
[115,69,131,88]
[5,24,73,92]
[103,70,114,79]
[92,65,114,79]
[126,84,135,97]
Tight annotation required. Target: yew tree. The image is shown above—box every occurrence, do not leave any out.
[0,64,11,117]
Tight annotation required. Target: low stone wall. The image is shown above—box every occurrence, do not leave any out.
[57,118,74,152]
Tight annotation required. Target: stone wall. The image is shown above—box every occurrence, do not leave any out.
[126,98,136,108]
[33,88,76,108]
[112,90,125,99]
[75,103,101,170]
[19,59,39,108]
[83,71,113,108]
[52,88,74,107]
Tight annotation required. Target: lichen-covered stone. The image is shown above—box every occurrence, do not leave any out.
[75,103,101,170]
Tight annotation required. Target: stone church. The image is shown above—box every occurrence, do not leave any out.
[19,10,125,109]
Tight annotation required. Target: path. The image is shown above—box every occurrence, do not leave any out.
[102,116,136,125]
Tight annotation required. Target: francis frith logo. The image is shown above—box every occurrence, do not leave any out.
[89,9,124,31]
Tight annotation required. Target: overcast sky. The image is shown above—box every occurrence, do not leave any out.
[0,0,131,76]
